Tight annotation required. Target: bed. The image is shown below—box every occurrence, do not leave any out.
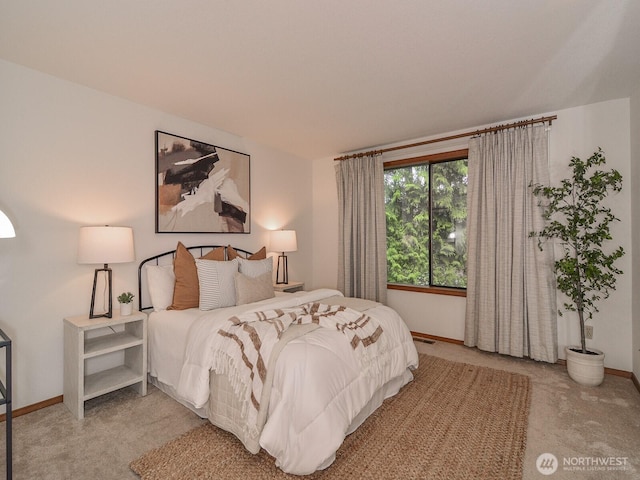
[138,244,419,475]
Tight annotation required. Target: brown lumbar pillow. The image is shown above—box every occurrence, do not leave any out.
[168,242,226,310]
[227,245,266,260]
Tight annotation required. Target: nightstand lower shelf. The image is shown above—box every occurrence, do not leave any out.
[84,365,145,400]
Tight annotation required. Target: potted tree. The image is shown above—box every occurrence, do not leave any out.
[117,291,135,316]
[530,148,624,386]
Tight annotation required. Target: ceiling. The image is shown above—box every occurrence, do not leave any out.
[1,1,639,160]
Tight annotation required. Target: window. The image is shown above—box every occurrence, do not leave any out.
[384,149,468,292]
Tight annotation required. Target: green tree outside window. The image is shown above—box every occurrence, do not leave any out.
[384,157,468,289]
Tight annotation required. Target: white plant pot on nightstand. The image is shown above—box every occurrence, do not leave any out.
[120,302,133,316]
[565,346,605,386]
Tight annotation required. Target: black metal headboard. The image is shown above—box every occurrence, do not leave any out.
[137,245,254,311]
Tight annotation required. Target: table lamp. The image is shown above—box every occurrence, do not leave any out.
[270,229,297,284]
[77,226,135,318]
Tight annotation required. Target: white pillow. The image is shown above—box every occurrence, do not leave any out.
[195,258,238,310]
[237,257,273,278]
[235,271,275,305]
[145,264,175,311]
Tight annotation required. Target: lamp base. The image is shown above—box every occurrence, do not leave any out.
[275,253,289,284]
[89,265,113,319]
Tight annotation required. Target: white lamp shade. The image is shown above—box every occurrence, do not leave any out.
[0,209,15,238]
[77,226,135,264]
[270,229,297,253]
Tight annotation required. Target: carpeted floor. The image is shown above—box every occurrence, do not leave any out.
[130,354,531,479]
[1,341,639,479]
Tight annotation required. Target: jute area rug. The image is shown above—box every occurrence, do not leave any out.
[131,354,531,479]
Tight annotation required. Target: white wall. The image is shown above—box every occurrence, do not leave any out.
[550,99,632,371]
[310,156,339,290]
[631,86,640,380]
[0,59,312,410]
[312,98,634,371]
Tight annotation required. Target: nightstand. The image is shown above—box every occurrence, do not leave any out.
[63,310,147,420]
[273,281,305,293]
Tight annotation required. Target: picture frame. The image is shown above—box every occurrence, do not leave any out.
[155,131,251,233]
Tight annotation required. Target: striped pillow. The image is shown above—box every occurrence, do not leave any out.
[195,258,239,310]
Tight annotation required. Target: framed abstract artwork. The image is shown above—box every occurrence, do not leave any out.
[155,131,251,233]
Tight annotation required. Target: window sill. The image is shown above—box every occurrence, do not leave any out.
[387,284,466,297]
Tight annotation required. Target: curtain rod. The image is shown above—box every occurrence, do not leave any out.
[334,115,558,161]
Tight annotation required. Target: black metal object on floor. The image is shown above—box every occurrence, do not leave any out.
[0,328,11,480]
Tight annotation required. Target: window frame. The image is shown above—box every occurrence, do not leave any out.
[384,148,468,297]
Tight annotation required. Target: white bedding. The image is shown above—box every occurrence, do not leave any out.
[148,288,419,475]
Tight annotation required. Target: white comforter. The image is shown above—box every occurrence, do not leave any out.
[173,289,418,475]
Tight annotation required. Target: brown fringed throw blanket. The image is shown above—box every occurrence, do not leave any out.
[211,302,387,439]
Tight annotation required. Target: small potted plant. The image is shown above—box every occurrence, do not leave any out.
[530,148,624,386]
[117,291,135,316]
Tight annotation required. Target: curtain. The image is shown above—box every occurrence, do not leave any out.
[464,126,557,362]
[335,154,387,303]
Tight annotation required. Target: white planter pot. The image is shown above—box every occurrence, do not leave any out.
[119,302,133,316]
[565,346,605,386]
